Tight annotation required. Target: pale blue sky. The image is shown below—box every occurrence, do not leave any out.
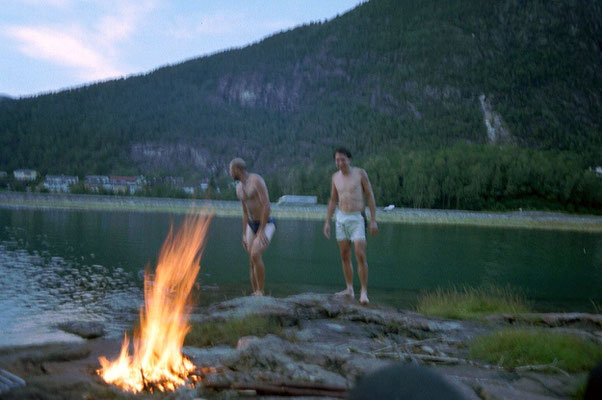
[1,0,361,98]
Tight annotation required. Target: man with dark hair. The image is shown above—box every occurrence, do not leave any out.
[323,147,377,305]
[230,157,275,296]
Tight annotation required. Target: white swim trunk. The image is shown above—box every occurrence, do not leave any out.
[335,210,366,242]
[245,220,276,249]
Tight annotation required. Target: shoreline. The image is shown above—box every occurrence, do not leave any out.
[1,191,601,232]
[1,293,599,399]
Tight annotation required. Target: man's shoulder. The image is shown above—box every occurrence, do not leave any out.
[352,167,367,177]
[249,173,266,184]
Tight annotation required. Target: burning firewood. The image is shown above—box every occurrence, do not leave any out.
[97,213,212,393]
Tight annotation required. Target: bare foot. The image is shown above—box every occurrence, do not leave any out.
[359,291,369,305]
[252,291,264,297]
[335,287,355,298]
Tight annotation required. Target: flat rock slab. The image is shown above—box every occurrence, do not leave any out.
[56,321,105,339]
[188,293,595,399]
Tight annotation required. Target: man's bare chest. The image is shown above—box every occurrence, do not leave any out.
[334,173,361,194]
[238,182,258,201]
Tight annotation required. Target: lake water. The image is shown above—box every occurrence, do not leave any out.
[0,208,600,347]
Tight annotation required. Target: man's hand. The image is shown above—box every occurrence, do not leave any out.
[256,229,269,249]
[242,234,248,251]
[323,221,331,239]
[369,220,378,236]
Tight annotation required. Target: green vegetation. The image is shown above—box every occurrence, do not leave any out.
[416,286,530,319]
[469,328,602,373]
[185,316,283,347]
[572,376,588,400]
[0,0,600,213]
[365,144,602,213]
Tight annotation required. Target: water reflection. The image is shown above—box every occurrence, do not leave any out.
[0,229,141,347]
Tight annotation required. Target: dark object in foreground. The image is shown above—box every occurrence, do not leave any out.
[204,379,347,398]
[349,363,465,400]
[585,359,602,400]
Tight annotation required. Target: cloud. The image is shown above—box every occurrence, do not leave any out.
[4,25,124,80]
[168,11,295,41]
[17,0,72,8]
[96,1,157,43]
[2,1,158,83]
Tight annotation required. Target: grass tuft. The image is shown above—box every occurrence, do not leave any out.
[185,315,282,347]
[416,285,530,319]
[469,328,602,373]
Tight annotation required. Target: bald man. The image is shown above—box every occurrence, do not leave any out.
[229,158,275,296]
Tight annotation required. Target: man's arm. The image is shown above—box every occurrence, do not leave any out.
[240,195,249,251]
[323,176,338,239]
[361,169,378,236]
[254,176,271,246]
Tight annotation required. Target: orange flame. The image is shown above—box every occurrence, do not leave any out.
[98,213,211,393]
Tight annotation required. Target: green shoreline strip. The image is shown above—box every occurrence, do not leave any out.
[1,192,600,232]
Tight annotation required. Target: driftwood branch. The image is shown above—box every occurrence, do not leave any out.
[375,351,468,365]
[486,313,602,328]
[515,361,570,377]
[203,380,348,398]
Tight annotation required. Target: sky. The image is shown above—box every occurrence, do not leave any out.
[0,0,361,98]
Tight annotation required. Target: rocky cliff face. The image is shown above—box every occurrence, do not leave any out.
[130,143,216,175]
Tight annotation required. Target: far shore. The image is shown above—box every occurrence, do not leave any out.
[1,191,601,232]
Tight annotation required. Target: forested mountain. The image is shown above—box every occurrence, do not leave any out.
[1,0,600,211]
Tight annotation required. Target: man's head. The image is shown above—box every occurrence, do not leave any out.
[229,158,247,180]
[333,147,352,172]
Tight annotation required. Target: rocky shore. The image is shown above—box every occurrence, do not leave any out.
[1,293,600,399]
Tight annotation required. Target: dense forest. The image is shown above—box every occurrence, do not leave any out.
[0,0,600,212]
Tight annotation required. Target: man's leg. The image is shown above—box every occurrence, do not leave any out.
[336,240,354,298]
[246,231,259,295]
[250,242,266,295]
[249,256,259,294]
[354,240,369,304]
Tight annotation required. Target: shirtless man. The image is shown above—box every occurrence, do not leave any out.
[230,158,275,296]
[323,148,378,305]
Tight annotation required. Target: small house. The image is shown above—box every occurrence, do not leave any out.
[109,176,142,194]
[85,175,111,192]
[13,169,38,181]
[43,175,79,192]
[277,195,318,205]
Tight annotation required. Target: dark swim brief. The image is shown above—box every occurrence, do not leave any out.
[248,217,275,234]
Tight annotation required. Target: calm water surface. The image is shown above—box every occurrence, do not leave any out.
[0,208,600,347]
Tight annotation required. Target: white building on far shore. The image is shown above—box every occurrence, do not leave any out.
[277,195,318,205]
[44,175,79,192]
[13,169,38,181]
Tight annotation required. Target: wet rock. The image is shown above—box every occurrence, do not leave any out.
[223,334,348,386]
[182,345,237,367]
[57,321,105,339]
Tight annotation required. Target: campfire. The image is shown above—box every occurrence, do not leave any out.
[98,213,212,393]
